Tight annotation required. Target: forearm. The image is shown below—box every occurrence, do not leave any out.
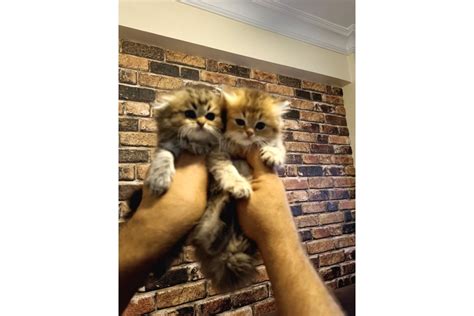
[257,218,343,316]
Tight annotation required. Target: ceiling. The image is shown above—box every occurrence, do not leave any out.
[178,0,355,55]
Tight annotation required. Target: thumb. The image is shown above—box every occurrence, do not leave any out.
[246,145,274,178]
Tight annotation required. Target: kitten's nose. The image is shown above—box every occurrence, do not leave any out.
[197,117,206,128]
[246,129,254,137]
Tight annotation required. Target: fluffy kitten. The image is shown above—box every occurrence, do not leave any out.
[146,86,224,196]
[192,87,289,291]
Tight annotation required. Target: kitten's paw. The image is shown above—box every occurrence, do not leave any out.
[146,167,175,196]
[260,147,285,167]
[227,179,252,199]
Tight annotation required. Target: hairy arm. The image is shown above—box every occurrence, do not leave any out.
[237,147,343,316]
[119,153,208,314]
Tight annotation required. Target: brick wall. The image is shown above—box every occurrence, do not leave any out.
[119,40,355,316]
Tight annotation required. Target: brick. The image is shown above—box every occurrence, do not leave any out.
[325,115,347,126]
[329,135,350,145]
[120,132,157,147]
[332,87,344,96]
[300,111,325,122]
[301,202,326,214]
[342,223,355,234]
[253,265,269,283]
[339,199,355,210]
[332,155,353,165]
[166,50,206,68]
[345,165,356,176]
[122,41,164,60]
[145,266,189,291]
[218,62,250,78]
[333,177,355,188]
[291,99,315,110]
[319,212,344,225]
[335,106,346,115]
[339,127,350,136]
[290,205,303,216]
[319,251,345,267]
[181,67,200,81]
[283,119,300,130]
[297,166,323,177]
[334,145,352,155]
[139,118,158,132]
[291,131,315,142]
[119,165,135,180]
[299,229,313,241]
[119,183,142,200]
[284,142,310,153]
[136,164,150,180]
[299,122,320,133]
[119,117,139,131]
[122,292,156,316]
[302,80,327,92]
[207,59,219,71]
[282,178,308,190]
[307,239,336,254]
[149,61,179,77]
[344,210,354,222]
[278,75,301,88]
[329,189,350,200]
[282,109,300,120]
[119,101,124,115]
[231,284,268,308]
[318,104,336,114]
[326,279,338,289]
[341,262,355,275]
[119,68,137,84]
[311,92,322,101]
[295,89,311,100]
[286,190,308,203]
[323,95,344,105]
[284,165,298,177]
[266,83,294,96]
[251,69,277,83]
[310,144,334,154]
[336,235,355,248]
[319,266,341,281]
[320,124,339,135]
[119,85,155,102]
[324,166,345,176]
[195,295,232,315]
[236,78,265,90]
[308,190,330,201]
[155,281,206,308]
[302,154,332,164]
[123,101,150,117]
[327,201,339,212]
[285,154,303,164]
[253,298,276,316]
[311,225,343,239]
[295,214,319,228]
[308,177,334,189]
[119,54,149,71]
[218,306,253,316]
[138,73,183,90]
[317,134,329,143]
[201,71,237,86]
[119,149,149,163]
[345,248,356,261]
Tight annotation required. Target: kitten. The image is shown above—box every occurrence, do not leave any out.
[192,87,289,291]
[146,86,224,196]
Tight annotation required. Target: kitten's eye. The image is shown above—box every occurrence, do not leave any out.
[205,113,215,121]
[255,122,266,130]
[235,119,245,126]
[184,110,197,119]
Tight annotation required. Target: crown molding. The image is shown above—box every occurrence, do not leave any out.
[178,0,355,55]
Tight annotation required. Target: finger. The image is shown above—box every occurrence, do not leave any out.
[246,145,274,178]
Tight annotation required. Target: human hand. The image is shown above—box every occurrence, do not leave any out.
[236,146,297,246]
[120,152,208,268]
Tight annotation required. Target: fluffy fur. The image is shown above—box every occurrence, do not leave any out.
[146,86,224,196]
[192,87,289,291]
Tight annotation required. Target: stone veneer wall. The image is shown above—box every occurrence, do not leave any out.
[118,40,355,316]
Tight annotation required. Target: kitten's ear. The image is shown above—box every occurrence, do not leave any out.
[217,85,238,106]
[275,100,291,115]
[152,94,176,112]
